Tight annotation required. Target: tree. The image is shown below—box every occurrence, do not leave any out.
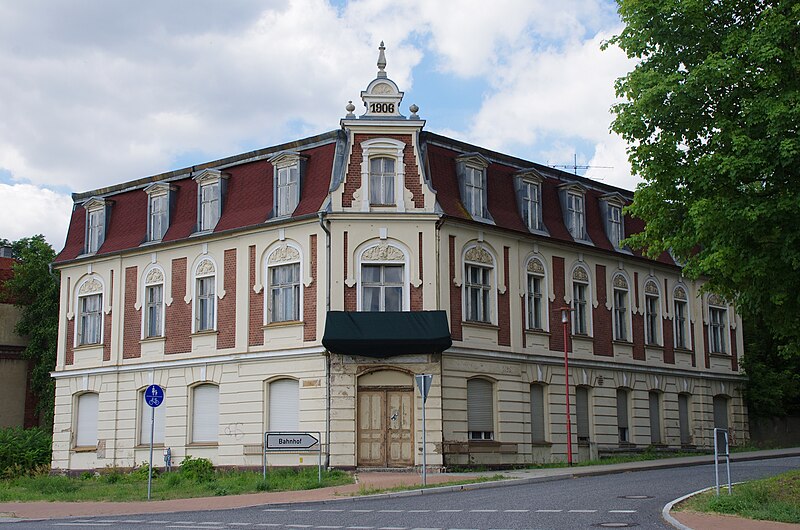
[607,0,800,359]
[3,236,59,428]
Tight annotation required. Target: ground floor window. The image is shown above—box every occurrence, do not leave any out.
[467,378,494,440]
[530,384,546,443]
[678,393,692,445]
[268,379,299,431]
[575,386,590,443]
[648,391,662,445]
[75,393,99,448]
[140,388,166,445]
[192,384,219,444]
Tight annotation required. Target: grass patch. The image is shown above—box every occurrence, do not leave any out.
[677,469,800,524]
[355,475,506,496]
[0,466,352,502]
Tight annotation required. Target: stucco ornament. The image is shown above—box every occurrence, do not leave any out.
[145,268,164,285]
[196,259,215,276]
[372,82,394,95]
[674,286,687,300]
[362,243,404,262]
[572,266,589,282]
[613,274,628,289]
[708,293,725,307]
[645,280,659,295]
[527,258,544,274]
[465,246,493,265]
[268,245,300,264]
[79,278,102,294]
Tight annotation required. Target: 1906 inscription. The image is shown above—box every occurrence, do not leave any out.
[370,102,394,113]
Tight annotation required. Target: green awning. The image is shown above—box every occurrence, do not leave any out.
[322,311,452,358]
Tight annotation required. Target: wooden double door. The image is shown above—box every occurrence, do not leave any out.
[357,387,414,467]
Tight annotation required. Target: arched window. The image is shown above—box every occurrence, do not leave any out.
[143,267,165,338]
[191,384,219,444]
[673,285,689,349]
[464,245,496,324]
[268,379,299,431]
[644,279,661,345]
[708,295,728,353]
[612,274,630,341]
[76,277,103,346]
[266,244,302,323]
[358,242,407,312]
[194,259,216,332]
[75,392,99,448]
[571,265,590,335]
[139,387,166,445]
[526,258,546,330]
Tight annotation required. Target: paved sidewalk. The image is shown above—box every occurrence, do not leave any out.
[0,447,796,529]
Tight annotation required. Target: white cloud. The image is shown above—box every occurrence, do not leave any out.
[0,184,73,248]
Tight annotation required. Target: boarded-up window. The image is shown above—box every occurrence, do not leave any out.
[140,388,166,445]
[530,384,546,443]
[616,388,629,443]
[467,379,493,440]
[269,378,299,431]
[192,384,219,444]
[76,393,99,447]
[678,393,691,445]
[649,391,661,445]
[576,386,590,443]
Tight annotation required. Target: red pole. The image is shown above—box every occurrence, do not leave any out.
[562,308,573,466]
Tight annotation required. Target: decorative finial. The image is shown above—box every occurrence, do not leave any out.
[409,104,419,119]
[345,100,356,118]
[377,41,387,78]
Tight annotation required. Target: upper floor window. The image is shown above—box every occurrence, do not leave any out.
[673,285,689,349]
[463,245,495,324]
[143,267,165,338]
[270,151,306,218]
[558,183,589,242]
[572,266,590,335]
[144,183,175,242]
[76,277,103,346]
[456,153,491,222]
[708,295,727,353]
[194,259,216,332]
[644,280,661,345]
[83,197,110,254]
[515,171,544,233]
[193,169,227,233]
[600,193,626,249]
[526,257,546,330]
[612,274,630,341]
[358,242,407,312]
[266,244,302,323]
[369,157,396,206]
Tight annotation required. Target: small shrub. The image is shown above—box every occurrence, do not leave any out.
[0,427,52,477]
[256,479,270,492]
[79,471,93,480]
[180,455,214,482]
[163,472,183,488]
[131,461,159,480]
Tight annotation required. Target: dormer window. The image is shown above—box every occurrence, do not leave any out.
[370,157,395,205]
[357,139,406,212]
[82,197,111,254]
[193,169,227,233]
[269,151,307,218]
[558,183,589,242]
[144,183,175,242]
[515,170,545,233]
[456,153,492,222]
[600,193,626,249]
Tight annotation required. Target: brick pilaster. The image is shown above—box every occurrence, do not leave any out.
[593,264,612,357]
[498,246,511,347]
[449,235,462,341]
[123,266,141,359]
[165,257,191,354]
[304,235,318,341]
[248,245,264,347]
[549,256,566,352]
[217,249,237,350]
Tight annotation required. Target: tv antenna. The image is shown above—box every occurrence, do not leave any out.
[550,154,612,176]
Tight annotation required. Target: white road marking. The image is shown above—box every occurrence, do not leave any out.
[347,527,374,529]
[256,525,282,527]
[350,510,373,513]
[503,510,529,513]
[378,510,403,513]
[229,524,253,527]
[166,527,225,530]
[151,522,170,525]
[379,527,407,529]
[469,510,497,513]
[608,510,637,513]
[317,527,344,529]
[407,510,430,513]
[286,526,313,528]
[436,510,461,513]
[535,509,562,513]
[264,509,288,512]
[53,525,112,527]
[568,509,597,513]
[320,510,345,513]
[293,510,315,512]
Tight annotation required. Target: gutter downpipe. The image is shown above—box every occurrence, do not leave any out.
[318,212,332,469]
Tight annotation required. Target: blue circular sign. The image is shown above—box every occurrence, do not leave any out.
[145,384,164,408]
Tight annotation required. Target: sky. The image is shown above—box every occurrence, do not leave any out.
[0,0,637,249]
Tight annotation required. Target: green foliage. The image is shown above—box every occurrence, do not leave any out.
[606,1,800,358]
[681,469,800,523]
[0,427,52,477]
[2,235,59,428]
[179,455,214,482]
[130,461,159,481]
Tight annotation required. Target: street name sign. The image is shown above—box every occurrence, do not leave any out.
[265,432,319,450]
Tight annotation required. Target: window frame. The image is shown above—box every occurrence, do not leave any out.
[270,151,307,218]
[193,169,227,234]
[673,285,690,350]
[358,138,407,212]
[78,292,103,346]
[525,257,547,331]
[612,274,630,342]
[456,153,492,223]
[361,263,404,312]
[368,156,396,206]
[599,193,627,249]
[530,383,547,444]
[648,390,662,445]
[190,383,219,445]
[143,182,176,243]
[82,197,109,254]
[571,265,591,336]
[519,178,543,232]
[567,192,585,240]
[142,266,165,339]
[467,378,494,441]
[193,258,217,333]
[267,378,300,432]
[75,392,99,449]
[644,280,661,346]
[616,388,630,444]
[356,241,409,312]
[708,297,728,354]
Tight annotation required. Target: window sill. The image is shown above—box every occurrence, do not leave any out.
[190,229,216,238]
[571,333,593,340]
[645,343,664,350]
[612,339,633,345]
[530,441,552,447]
[265,320,303,329]
[187,442,218,448]
[525,328,550,336]
[74,343,103,352]
[139,239,163,247]
[463,320,499,330]
[709,351,731,358]
[72,446,97,453]
[140,336,166,344]
[191,330,218,337]
[674,347,693,354]
[135,443,165,449]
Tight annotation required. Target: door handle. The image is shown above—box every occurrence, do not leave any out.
[390,411,398,421]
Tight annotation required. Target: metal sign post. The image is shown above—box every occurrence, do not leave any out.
[144,384,164,500]
[415,374,432,487]
[713,427,731,496]
[263,432,322,483]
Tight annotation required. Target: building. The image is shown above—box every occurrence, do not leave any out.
[0,246,40,429]
[51,45,747,471]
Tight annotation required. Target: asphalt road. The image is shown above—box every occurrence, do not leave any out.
[5,456,799,530]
